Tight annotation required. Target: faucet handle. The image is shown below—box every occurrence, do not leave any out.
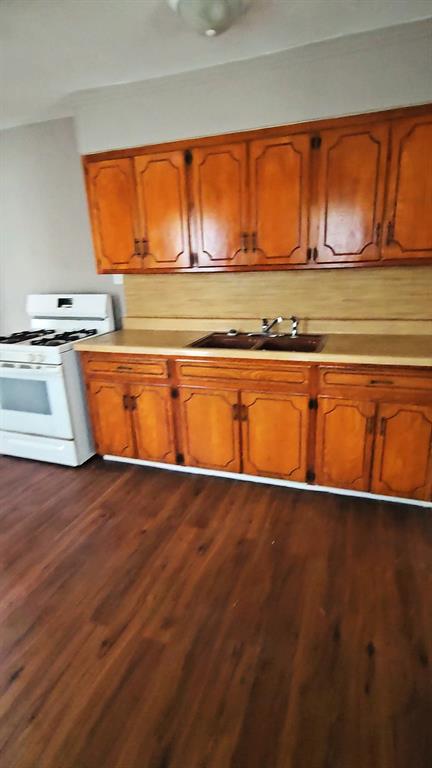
[290,315,299,337]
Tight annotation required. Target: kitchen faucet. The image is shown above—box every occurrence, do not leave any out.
[260,316,299,337]
[261,316,283,335]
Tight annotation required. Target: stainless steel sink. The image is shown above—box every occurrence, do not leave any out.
[189,332,325,353]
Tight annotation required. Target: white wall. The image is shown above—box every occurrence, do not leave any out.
[0,118,122,334]
[74,19,432,153]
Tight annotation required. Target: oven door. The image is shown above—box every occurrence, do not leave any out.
[0,362,73,439]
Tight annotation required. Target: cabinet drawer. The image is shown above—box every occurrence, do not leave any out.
[319,368,432,393]
[176,359,310,388]
[82,354,169,380]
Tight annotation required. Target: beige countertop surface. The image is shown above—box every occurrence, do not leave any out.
[74,329,432,368]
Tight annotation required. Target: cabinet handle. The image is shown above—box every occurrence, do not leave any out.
[117,365,133,371]
[141,238,148,257]
[122,394,129,410]
[312,247,318,261]
[240,232,248,253]
[251,232,257,252]
[375,222,381,244]
[240,404,248,421]
[133,238,141,257]
[232,403,239,420]
[386,221,394,245]
[379,417,386,436]
[369,379,393,386]
[129,395,137,411]
[366,415,375,434]
[306,247,312,261]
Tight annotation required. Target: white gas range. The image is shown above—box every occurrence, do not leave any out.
[0,293,115,466]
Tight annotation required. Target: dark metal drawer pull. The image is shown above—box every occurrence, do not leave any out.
[369,379,393,386]
[117,365,133,371]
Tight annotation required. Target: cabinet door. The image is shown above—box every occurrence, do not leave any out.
[179,387,241,472]
[383,114,432,261]
[85,159,141,273]
[315,397,376,491]
[249,134,311,265]
[241,391,309,480]
[314,123,389,263]
[371,403,432,500]
[130,385,176,464]
[192,143,248,267]
[87,380,134,457]
[134,151,191,269]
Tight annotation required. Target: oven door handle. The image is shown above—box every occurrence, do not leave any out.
[0,364,64,379]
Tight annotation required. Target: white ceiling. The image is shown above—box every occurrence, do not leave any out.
[1,0,431,129]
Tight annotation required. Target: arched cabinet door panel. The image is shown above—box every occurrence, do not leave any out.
[314,123,389,263]
[130,385,176,464]
[248,134,311,265]
[240,391,309,480]
[179,387,241,472]
[87,380,134,457]
[383,115,432,261]
[86,159,141,272]
[134,151,191,269]
[371,403,432,500]
[192,143,248,267]
[315,397,376,491]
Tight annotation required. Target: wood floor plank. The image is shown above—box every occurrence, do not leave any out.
[0,456,431,768]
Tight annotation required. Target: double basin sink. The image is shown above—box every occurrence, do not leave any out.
[189,331,325,353]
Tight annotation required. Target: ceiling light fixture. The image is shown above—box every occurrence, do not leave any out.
[167,0,252,37]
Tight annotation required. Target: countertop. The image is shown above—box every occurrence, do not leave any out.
[75,329,432,368]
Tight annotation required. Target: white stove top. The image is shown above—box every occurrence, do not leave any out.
[0,329,99,364]
[0,293,115,365]
[0,329,108,364]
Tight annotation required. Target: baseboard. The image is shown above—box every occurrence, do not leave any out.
[103,455,432,509]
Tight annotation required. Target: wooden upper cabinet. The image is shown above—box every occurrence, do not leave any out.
[84,105,432,274]
[86,159,141,273]
[87,380,134,457]
[382,114,432,261]
[241,391,309,480]
[130,384,176,464]
[371,403,432,500]
[192,143,249,267]
[179,386,241,472]
[314,123,389,263]
[134,151,191,269]
[248,134,311,265]
[315,396,376,491]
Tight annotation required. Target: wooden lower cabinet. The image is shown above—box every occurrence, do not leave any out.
[179,386,241,472]
[86,379,175,462]
[87,380,135,457]
[130,385,176,464]
[241,391,309,480]
[315,396,376,491]
[83,354,432,503]
[371,403,432,500]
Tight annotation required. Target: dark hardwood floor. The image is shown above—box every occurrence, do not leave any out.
[0,455,431,768]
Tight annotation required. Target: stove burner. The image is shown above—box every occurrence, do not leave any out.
[0,329,55,344]
[29,329,98,346]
